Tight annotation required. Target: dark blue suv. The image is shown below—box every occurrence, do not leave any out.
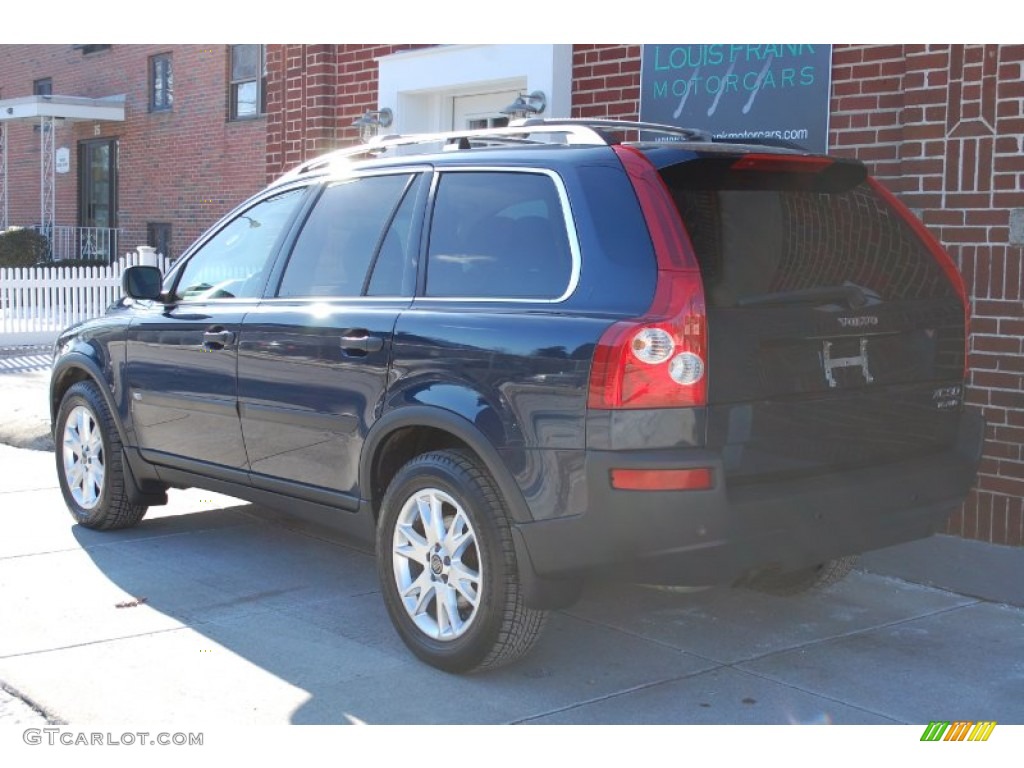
[50,119,984,672]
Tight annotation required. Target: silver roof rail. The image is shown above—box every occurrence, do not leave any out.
[512,117,713,143]
[277,118,712,183]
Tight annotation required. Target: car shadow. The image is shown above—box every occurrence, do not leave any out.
[65,498,722,724]
[64,495,951,725]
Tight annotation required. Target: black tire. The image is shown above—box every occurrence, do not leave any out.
[54,380,148,530]
[376,449,547,673]
[737,556,859,596]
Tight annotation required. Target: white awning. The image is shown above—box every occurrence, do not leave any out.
[0,94,125,233]
[0,94,125,123]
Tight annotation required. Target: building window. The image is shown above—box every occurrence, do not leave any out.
[74,45,111,55]
[229,45,266,120]
[467,117,510,130]
[150,54,173,112]
[147,223,172,259]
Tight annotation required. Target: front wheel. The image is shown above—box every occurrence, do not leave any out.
[54,381,148,530]
[376,450,547,673]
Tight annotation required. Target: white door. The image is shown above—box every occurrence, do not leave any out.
[451,90,520,130]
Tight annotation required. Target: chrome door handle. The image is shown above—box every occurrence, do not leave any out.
[203,329,235,349]
[340,332,384,355]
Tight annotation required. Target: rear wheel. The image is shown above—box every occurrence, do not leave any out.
[737,556,858,596]
[376,449,547,673]
[55,381,147,530]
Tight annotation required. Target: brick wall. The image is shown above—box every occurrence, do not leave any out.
[0,45,266,259]
[265,45,428,181]
[830,44,1024,546]
[571,45,641,120]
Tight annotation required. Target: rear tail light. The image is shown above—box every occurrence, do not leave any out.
[630,327,675,364]
[670,351,704,386]
[588,147,707,410]
[588,272,707,408]
[868,178,970,376]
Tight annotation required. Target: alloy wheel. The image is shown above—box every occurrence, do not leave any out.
[62,405,105,510]
[391,487,482,640]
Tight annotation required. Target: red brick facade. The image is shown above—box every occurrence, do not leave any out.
[827,45,1024,545]
[571,45,642,119]
[265,45,429,180]
[0,45,266,259]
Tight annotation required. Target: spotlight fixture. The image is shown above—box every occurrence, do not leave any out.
[352,108,394,143]
[500,91,546,120]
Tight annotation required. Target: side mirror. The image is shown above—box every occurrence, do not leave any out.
[122,265,164,301]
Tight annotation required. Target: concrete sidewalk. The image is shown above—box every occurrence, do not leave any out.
[862,532,1024,609]
[0,441,1021,726]
[0,346,53,452]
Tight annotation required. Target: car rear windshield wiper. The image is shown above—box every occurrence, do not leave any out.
[737,284,879,309]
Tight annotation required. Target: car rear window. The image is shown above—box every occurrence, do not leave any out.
[661,170,955,308]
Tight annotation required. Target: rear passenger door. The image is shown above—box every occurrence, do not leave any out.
[390,168,596,521]
[236,171,426,507]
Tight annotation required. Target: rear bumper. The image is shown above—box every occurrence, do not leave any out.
[514,408,985,588]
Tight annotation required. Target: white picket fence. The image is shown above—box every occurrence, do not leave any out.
[0,251,170,347]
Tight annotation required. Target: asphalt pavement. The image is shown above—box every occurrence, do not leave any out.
[0,349,1022,726]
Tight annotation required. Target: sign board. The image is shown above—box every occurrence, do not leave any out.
[55,147,70,174]
[639,45,832,153]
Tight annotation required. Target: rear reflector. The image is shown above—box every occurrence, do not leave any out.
[610,468,713,491]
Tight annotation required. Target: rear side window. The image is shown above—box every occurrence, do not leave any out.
[663,172,954,308]
[277,174,413,299]
[426,171,573,299]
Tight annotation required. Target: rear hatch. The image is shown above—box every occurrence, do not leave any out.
[652,148,967,483]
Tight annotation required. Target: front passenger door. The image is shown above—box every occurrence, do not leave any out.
[126,186,309,474]
[237,172,425,506]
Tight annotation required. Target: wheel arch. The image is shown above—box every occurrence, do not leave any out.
[50,354,128,445]
[361,406,533,525]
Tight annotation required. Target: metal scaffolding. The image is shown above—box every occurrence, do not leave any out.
[0,124,7,230]
[40,116,55,246]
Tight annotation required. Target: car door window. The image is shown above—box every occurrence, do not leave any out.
[276,174,413,299]
[173,187,306,301]
[425,171,573,299]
